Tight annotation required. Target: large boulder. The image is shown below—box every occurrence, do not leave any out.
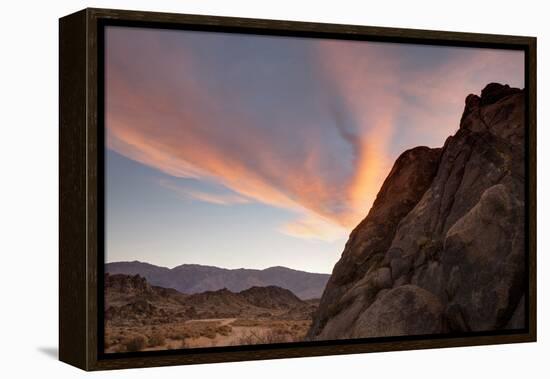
[350,285,445,338]
[308,145,442,337]
[309,83,526,340]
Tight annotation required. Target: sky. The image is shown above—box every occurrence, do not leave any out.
[105,26,524,274]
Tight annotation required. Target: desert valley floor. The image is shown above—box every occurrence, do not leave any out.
[104,272,320,352]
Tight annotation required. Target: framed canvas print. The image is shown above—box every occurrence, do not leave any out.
[59,8,537,371]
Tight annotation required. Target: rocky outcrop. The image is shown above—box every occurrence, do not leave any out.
[104,273,188,325]
[105,273,318,325]
[240,286,305,309]
[308,83,525,340]
[104,273,154,296]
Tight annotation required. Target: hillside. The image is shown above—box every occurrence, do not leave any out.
[105,273,317,322]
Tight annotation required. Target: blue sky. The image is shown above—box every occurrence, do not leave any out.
[105,26,524,273]
[106,149,345,272]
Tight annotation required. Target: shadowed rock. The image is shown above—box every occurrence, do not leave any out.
[308,145,442,337]
[308,83,525,340]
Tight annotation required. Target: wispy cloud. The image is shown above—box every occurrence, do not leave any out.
[279,214,348,242]
[158,179,251,206]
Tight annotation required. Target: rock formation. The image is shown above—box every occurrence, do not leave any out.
[308,83,526,340]
[105,273,318,324]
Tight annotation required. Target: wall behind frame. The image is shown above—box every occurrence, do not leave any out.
[0,0,547,378]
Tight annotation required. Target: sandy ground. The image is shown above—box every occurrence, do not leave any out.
[105,318,311,352]
[185,318,270,348]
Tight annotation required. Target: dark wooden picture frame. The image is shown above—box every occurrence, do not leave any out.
[59,8,537,371]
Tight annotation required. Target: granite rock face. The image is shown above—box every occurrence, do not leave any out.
[308,83,525,339]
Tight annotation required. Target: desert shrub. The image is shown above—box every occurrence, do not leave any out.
[264,329,293,343]
[201,326,217,339]
[147,331,166,347]
[242,324,303,345]
[236,332,259,345]
[168,329,193,340]
[179,338,188,348]
[104,328,130,350]
[217,325,232,336]
[170,331,189,347]
[104,336,117,349]
[122,335,147,352]
[233,329,289,345]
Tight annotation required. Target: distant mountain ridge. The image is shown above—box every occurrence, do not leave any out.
[105,261,330,299]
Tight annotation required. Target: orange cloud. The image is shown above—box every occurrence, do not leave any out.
[279,213,348,242]
[314,40,401,226]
